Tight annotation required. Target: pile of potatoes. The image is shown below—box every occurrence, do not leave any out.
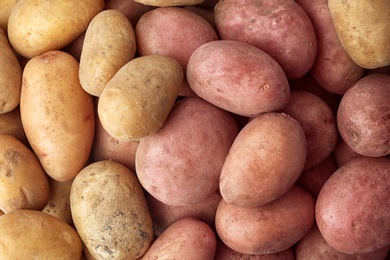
[0,0,389,259]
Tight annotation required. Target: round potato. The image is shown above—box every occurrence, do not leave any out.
[0,209,82,259]
[316,156,390,254]
[187,40,290,117]
[220,112,307,208]
[333,138,364,167]
[70,160,153,259]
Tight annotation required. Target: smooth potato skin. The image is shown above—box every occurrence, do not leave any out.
[0,107,27,145]
[0,0,17,32]
[20,50,95,182]
[316,157,390,254]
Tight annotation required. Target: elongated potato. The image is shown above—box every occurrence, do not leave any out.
[20,50,95,182]
[98,55,183,142]
[7,0,104,58]
[79,9,136,96]
[0,209,83,259]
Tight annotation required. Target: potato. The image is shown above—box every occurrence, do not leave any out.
[187,40,290,117]
[136,97,238,206]
[333,138,364,167]
[296,224,390,260]
[0,107,27,145]
[281,90,338,170]
[20,50,95,182]
[220,112,307,208]
[0,209,82,259]
[98,55,183,142]
[214,0,317,79]
[216,185,315,255]
[133,0,204,7]
[7,0,104,58]
[297,0,364,95]
[146,190,221,236]
[142,217,217,260]
[0,134,50,213]
[0,28,22,114]
[337,74,390,157]
[42,178,73,225]
[328,0,390,69]
[79,9,136,97]
[316,157,390,254]
[70,160,153,259]
[0,0,17,32]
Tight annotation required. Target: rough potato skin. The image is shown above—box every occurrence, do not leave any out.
[316,157,390,254]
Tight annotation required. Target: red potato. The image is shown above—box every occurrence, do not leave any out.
[187,40,290,117]
[216,185,315,255]
[337,74,390,157]
[296,0,364,95]
[136,97,238,206]
[141,218,217,260]
[214,0,317,79]
[316,156,390,254]
[333,137,365,168]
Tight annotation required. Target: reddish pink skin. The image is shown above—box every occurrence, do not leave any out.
[316,157,390,254]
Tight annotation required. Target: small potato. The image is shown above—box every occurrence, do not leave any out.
[328,0,390,69]
[20,50,95,182]
[0,209,82,259]
[220,112,307,208]
[0,107,27,145]
[142,217,217,260]
[79,9,136,96]
[7,0,104,58]
[133,0,204,7]
[316,157,390,254]
[187,40,290,117]
[136,97,238,206]
[0,134,50,213]
[216,185,315,255]
[337,74,390,157]
[0,28,22,114]
[98,55,183,142]
[70,160,153,259]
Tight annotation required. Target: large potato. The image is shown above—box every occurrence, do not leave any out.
[70,160,153,259]
[136,97,238,206]
[7,0,104,58]
[98,55,183,142]
[328,0,390,69]
[316,157,390,254]
[220,112,307,208]
[20,50,95,182]
[79,9,136,96]
[187,40,290,117]
[0,134,50,213]
[0,209,83,259]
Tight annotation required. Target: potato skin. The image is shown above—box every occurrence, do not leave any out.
[0,209,82,259]
[0,107,27,145]
[0,134,50,213]
[220,112,307,207]
[142,218,217,260]
[316,157,390,254]
[133,0,204,7]
[7,0,104,58]
[337,74,390,157]
[70,160,153,259]
[216,185,315,255]
[187,40,290,117]
[20,50,95,182]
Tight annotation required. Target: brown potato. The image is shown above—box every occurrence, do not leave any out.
[0,107,27,145]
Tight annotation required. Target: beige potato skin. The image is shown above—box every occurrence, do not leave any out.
[0,29,22,114]
[0,209,83,259]
[70,160,153,260]
[20,50,95,182]
[0,0,17,32]
[79,9,136,97]
[7,0,104,58]
[0,134,50,213]
[328,0,390,69]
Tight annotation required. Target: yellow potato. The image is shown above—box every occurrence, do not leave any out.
[0,107,27,145]
[0,0,17,32]
[134,0,204,7]
[7,0,104,58]
[98,55,183,141]
[20,50,95,182]
[70,160,153,259]
[0,28,22,114]
[0,209,83,259]
[0,134,50,213]
[79,9,136,96]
